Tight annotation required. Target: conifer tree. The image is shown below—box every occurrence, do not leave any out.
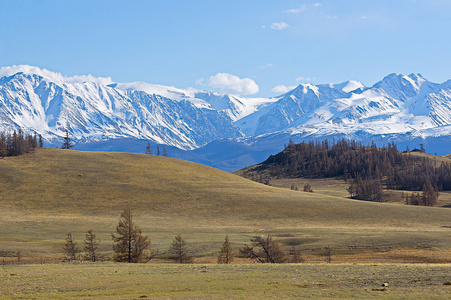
[112,204,150,263]
[0,132,7,158]
[84,229,99,262]
[61,129,74,149]
[63,233,79,260]
[217,235,233,264]
[168,234,192,263]
[38,134,44,148]
[145,142,152,154]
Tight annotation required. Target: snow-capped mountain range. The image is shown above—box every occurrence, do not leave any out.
[1,65,451,170]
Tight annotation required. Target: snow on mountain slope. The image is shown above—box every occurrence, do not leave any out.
[0,67,243,149]
[1,65,451,162]
[114,81,277,122]
[238,73,451,139]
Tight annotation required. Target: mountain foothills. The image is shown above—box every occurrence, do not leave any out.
[1,149,451,263]
[1,65,451,170]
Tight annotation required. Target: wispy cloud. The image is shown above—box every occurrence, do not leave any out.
[270,22,290,30]
[296,77,315,82]
[286,3,321,14]
[286,5,307,14]
[197,73,259,95]
[261,63,273,69]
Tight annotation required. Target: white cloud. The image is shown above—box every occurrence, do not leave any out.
[272,85,296,94]
[270,22,289,30]
[261,63,273,69]
[0,65,114,85]
[313,3,321,7]
[198,73,259,95]
[360,15,368,19]
[65,74,114,85]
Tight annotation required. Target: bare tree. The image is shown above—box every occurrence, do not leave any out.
[162,145,168,157]
[63,233,79,260]
[289,247,303,263]
[239,235,286,263]
[16,250,22,263]
[168,234,192,263]
[324,246,332,263]
[218,235,233,264]
[84,230,100,262]
[112,204,150,263]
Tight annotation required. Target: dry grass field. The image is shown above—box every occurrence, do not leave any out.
[1,263,450,299]
[0,148,450,263]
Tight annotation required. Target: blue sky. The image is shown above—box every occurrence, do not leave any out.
[1,0,451,97]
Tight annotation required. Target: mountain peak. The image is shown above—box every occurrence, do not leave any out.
[330,80,365,93]
[0,65,114,86]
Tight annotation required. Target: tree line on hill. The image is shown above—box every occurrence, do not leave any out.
[145,142,168,157]
[0,130,43,157]
[252,138,451,206]
[0,128,77,157]
[61,205,306,264]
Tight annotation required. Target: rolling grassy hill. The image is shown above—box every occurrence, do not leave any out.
[0,149,450,262]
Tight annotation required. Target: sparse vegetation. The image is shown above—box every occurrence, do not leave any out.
[2,263,450,299]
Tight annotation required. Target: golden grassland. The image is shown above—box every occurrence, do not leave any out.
[1,263,450,299]
[0,148,450,263]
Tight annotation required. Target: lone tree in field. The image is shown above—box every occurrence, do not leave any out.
[63,233,79,260]
[218,235,233,264]
[84,229,100,262]
[61,129,74,149]
[239,235,286,263]
[168,234,192,263]
[112,204,150,263]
